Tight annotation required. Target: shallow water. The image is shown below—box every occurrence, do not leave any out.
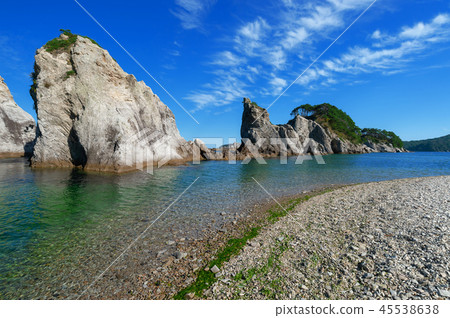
[0,152,449,298]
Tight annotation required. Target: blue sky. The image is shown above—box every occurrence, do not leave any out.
[1,0,449,143]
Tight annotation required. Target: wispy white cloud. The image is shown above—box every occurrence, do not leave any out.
[265,47,287,70]
[231,0,380,78]
[182,0,450,113]
[234,17,271,56]
[371,29,382,40]
[282,27,309,49]
[185,92,217,108]
[183,0,378,111]
[281,0,295,8]
[186,63,260,111]
[186,73,248,112]
[237,17,270,41]
[327,0,374,11]
[172,0,216,30]
[269,75,288,95]
[400,13,450,39]
[211,51,246,67]
[297,68,331,86]
[296,13,450,87]
[299,5,343,31]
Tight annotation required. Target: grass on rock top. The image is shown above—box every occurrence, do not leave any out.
[44,29,101,53]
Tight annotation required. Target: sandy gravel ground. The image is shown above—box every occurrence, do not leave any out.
[205,176,450,300]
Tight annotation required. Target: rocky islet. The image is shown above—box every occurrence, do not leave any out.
[0,76,35,158]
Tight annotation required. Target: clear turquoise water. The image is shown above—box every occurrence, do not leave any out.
[0,152,449,299]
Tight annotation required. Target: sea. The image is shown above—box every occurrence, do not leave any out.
[0,152,449,299]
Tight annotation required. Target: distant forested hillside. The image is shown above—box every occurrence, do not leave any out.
[403,134,450,152]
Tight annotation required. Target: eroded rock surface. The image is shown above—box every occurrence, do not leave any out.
[0,76,35,157]
[239,98,404,156]
[31,34,192,172]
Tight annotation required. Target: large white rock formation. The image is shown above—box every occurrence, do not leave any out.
[31,33,192,172]
[0,76,35,157]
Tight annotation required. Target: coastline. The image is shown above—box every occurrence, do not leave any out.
[174,176,450,300]
[73,182,343,300]
[0,152,28,159]
[2,169,448,299]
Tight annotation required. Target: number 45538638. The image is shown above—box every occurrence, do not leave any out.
[379,304,439,315]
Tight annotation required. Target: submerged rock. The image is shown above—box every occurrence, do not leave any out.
[30,32,192,172]
[0,76,35,157]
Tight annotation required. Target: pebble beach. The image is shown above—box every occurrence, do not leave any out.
[205,176,450,300]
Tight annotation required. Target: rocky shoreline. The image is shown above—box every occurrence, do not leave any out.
[76,189,308,300]
[77,176,450,300]
[203,176,450,300]
[4,173,448,300]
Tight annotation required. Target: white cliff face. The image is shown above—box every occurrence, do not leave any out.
[31,35,191,172]
[0,76,35,157]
